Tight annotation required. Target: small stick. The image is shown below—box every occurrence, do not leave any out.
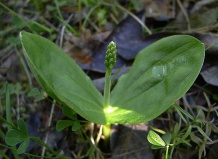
[176,0,191,31]
[41,100,56,159]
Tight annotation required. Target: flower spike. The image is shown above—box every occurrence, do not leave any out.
[104,41,117,70]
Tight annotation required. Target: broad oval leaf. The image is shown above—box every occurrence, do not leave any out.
[21,32,204,124]
[147,130,166,147]
[20,31,106,124]
[108,35,205,124]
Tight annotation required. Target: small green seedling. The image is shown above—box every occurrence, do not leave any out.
[20,31,205,124]
[5,119,30,154]
[147,130,172,159]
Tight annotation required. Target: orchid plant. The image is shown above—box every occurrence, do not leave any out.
[20,31,205,125]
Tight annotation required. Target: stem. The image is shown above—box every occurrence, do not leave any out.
[103,40,116,153]
[176,0,191,31]
[6,83,12,131]
[169,145,174,159]
[103,123,111,150]
[16,48,32,88]
[165,145,169,159]
[104,69,112,109]
[30,136,67,158]
[5,83,20,159]
[103,76,112,149]
[54,0,63,20]
[41,100,56,159]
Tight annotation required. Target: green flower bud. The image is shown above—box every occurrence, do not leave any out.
[104,41,117,70]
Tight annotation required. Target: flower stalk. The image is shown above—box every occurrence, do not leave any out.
[104,41,117,109]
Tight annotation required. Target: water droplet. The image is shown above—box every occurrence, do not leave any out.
[152,65,167,78]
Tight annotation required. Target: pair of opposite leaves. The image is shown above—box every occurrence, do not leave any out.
[20,31,205,124]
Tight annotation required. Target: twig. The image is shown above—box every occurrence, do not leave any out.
[59,13,74,47]
[15,47,33,88]
[41,100,56,159]
[90,123,95,145]
[95,125,103,144]
[176,0,191,31]
[89,124,104,159]
[114,2,152,35]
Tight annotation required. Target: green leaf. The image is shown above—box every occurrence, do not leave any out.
[1,83,20,95]
[34,92,45,102]
[5,120,29,154]
[14,83,22,94]
[5,129,26,146]
[174,104,194,121]
[20,31,106,124]
[17,139,29,154]
[17,119,28,135]
[56,120,74,132]
[71,120,81,131]
[7,36,21,45]
[147,130,166,147]
[190,132,202,145]
[194,126,212,141]
[109,35,205,124]
[162,133,172,145]
[28,88,45,102]
[12,15,26,29]
[175,125,192,145]
[173,121,181,136]
[28,88,40,97]
[20,32,205,124]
